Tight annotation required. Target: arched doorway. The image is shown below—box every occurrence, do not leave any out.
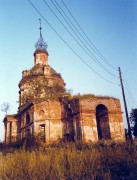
[96,104,111,140]
[63,108,75,141]
[67,108,74,139]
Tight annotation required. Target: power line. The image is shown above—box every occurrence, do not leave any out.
[124,89,136,110]
[122,74,137,107]
[124,84,137,108]
[54,0,102,58]
[51,0,118,77]
[61,0,118,71]
[26,0,119,85]
[44,0,118,78]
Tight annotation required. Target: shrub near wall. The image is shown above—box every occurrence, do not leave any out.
[0,141,137,180]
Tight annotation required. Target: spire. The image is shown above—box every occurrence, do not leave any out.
[39,18,42,38]
[35,19,48,51]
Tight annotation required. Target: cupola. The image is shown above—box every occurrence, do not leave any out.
[34,19,49,65]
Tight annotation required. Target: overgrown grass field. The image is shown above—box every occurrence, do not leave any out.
[0,141,137,180]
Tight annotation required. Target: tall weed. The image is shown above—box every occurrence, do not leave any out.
[0,141,137,180]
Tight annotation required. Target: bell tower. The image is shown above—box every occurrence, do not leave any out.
[34,19,49,65]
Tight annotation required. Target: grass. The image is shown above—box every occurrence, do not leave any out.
[0,141,137,180]
[73,93,115,100]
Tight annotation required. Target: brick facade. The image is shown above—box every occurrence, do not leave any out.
[3,32,125,145]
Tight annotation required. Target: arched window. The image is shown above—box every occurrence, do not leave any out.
[67,108,73,116]
[26,113,30,125]
[96,104,111,140]
[39,110,45,117]
[39,124,45,142]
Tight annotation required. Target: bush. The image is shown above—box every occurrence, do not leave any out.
[0,141,137,179]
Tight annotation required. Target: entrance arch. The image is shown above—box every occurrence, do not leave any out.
[96,104,111,140]
[67,108,74,140]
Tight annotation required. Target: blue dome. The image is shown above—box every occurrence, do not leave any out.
[35,35,48,51]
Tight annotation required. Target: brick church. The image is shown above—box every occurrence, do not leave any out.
[3,22,125,144]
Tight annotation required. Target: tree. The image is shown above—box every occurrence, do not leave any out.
[1,102,10,115]
[130,109,137,138]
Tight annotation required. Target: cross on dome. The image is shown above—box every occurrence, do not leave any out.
[35,19,48,51]
[39,18,42,38]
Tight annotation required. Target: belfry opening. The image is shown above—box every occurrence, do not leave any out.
[96,104,111,140]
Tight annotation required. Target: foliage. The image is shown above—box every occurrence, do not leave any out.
[73,93,114,100]
[21,76,71,104]
[4,134,48,151]
[29,64,44,76]
[1,102,10,115]
[21,66,115,107]
[130,108,137,138]
[0,141,137,180]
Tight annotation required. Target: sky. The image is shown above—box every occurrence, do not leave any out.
[0,0,137,141]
